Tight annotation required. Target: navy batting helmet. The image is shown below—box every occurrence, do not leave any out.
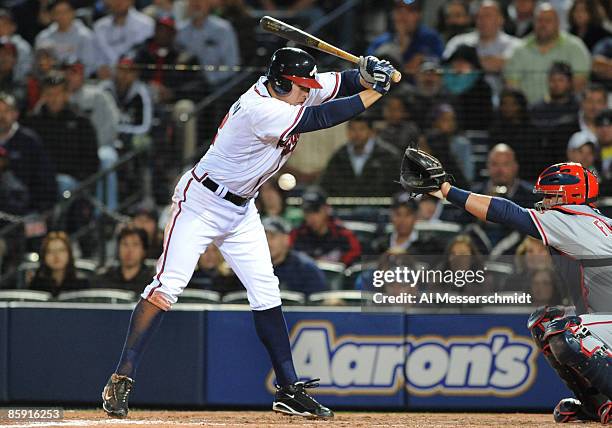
[267,47,322,95]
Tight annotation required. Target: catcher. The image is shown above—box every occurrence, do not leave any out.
[400,148,612,424]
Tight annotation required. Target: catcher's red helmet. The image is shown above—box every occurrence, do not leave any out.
[533,162,598,209]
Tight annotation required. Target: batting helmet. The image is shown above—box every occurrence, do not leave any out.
[267,47,322,95]
[533,162,598,209]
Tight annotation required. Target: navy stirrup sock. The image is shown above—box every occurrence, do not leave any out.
[252,305,298,387]
[115,299,165,379]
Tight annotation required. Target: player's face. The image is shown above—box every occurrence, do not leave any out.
[541,193,564,209]
[284,83,310,106]
[45,239,70,272]
[391,206,417,237]
[119,234,146,269]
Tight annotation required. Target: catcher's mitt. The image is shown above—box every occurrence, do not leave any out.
[399,148,453,196]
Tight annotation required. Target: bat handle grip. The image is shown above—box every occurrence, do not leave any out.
[391,70,402,83]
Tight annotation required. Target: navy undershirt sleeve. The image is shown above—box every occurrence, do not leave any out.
[486,197,540,238]
[336,70,365,98]
[291,94,365,135]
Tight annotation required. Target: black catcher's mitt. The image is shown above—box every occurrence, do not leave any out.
[399,148,453,196]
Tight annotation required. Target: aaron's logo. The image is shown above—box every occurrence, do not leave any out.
[266,321,537,396]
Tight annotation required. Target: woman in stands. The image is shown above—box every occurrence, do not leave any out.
[29,231,89,297]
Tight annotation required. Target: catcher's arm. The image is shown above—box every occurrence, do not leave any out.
[435,183,539,238]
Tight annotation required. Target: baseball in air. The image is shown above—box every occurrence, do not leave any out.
[278,173,297,191]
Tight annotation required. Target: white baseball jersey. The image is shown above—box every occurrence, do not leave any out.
[528,204,612,314]
[194,72,341,197]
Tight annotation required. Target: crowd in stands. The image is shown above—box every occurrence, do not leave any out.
[0,0,611,308]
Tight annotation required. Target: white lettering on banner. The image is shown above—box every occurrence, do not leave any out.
[266,321,538,397]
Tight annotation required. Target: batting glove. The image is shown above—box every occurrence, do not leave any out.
[358,55,379,85]
[372,61,395,95]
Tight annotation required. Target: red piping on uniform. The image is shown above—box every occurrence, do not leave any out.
[322,72,340,103]
[279,105,306,141]
[529,210,549,246]
[583,321,612,327]
[552,206,612,228]
[155,177,193,283]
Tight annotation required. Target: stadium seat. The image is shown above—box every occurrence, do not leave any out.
[221,290,306,305]
[0,290,53,302]
[342,220,379,253]
[343,261,378,290]
[177,289,221,304]
[483,261,515,291]
[56,289,136,304]
[308,290,368,306]
[315,260,346,290]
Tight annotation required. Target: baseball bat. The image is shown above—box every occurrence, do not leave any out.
[260,16,402,83]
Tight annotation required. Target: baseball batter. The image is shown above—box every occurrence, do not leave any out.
[403,151,612,424]
[101,48,396,419]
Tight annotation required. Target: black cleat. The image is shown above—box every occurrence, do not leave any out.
[272,378,334,419]
[553,398,598,423]
[102,373,134,418]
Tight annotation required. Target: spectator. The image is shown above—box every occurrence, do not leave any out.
[319,116,399,197]
[489,88,540,181]
[290,187,361,266]
[263,216,327,295]
[95,226,154,292]
[436,0,473,42]
[0,93,56,212]
[509,235,553,291]
[35,0,97,77]
[530,267,564,306]
[0,41,26,110]
[29,231,89,297]
[93,0,155,78]
[567,83,608,148]
[255,179,302,226]
[175,0,240,86]
[217,0,258,65]
[504,0,536,38]
[25,71,99,191]
[404,59,448,129]
[417,194,442,222]
[504,2,591,104]
[595,109,612,193]
[443,44,494,131]
[425,103,474,185]
[566,135,598,176]
[0,146,29,216]
[529,62,580,166]
[372,192,445,255]
[189,243,241,293]
[100,56,153,141]
[444,1,521,82]
[466,144,539,255]
[591,37,612,89]
[26,44,58,112]
[0,9,33,82]
[130,206,163,259]
[568,0,611,51]
[133,17,198,104]
[433,234,486,292]
[376,93,420,154]
[367,0,444,77]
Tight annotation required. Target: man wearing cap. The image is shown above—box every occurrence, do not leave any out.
[367,0,444,76]
[93,0,154,78]
[263,216,327,296]
[176,0,239,86]
[319,116,400,197]
[35,0,97,77]
[290,188,361,266]
[504,2,590,104]
[566,83,608,150]
[0,9,32,83]
[530,61,580,164]
[404,59,448,129]
[566,134,597,176]
[0,93,56,212]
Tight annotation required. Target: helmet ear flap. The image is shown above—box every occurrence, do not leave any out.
[272,77,292,95]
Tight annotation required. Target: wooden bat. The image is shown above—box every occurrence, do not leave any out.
[260,16,402,83]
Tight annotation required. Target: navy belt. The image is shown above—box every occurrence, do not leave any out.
[202,176,250,207]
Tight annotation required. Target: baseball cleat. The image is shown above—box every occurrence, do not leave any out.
[102,373,134,418]
[553,398,598,423]
[272,378,334,419]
